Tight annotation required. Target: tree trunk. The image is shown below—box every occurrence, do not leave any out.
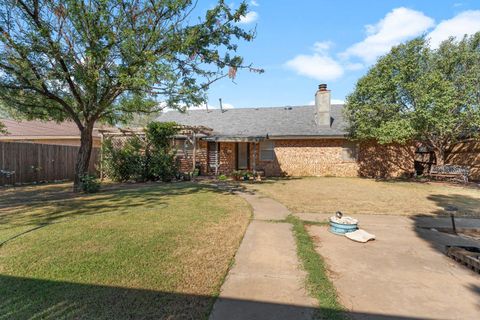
[73,122,94,192]
[433,148,447,166]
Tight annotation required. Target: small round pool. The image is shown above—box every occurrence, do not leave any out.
[329,216,358,235]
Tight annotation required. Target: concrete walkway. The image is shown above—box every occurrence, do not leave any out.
[209,193,316,320]
[303,213,480,320]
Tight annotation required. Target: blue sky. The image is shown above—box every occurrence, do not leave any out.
[196,0,480,109]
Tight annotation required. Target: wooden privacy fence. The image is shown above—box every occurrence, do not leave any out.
[0,142,99,186]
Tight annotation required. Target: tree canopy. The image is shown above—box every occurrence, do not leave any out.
[344,33,480,164]
[0,0,260,189]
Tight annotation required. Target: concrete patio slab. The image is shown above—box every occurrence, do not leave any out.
[307,214,480,320]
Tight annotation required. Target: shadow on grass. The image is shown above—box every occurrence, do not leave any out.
[0,274,432,320]
[426,193,480,217]
[0,182,238,247]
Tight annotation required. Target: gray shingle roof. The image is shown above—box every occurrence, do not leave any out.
[158,104,347,138]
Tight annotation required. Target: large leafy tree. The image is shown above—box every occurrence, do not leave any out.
[345,34,480,165]
[0,0,260,190]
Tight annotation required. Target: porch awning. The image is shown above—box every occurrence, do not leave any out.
[202,135,266,142]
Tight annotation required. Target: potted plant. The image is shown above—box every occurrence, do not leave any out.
[243,171,253,181]
[231,170,243,181]
[193,168,200,177]
[182,172,192,181]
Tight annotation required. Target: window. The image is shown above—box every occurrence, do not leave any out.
[342,143,358,162]
[260,141,275,161]
[173,139,193,157]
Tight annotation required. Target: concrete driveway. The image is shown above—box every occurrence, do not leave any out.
[302,213,480,320]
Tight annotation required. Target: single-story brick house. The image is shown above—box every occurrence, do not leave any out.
[159,84,416,178]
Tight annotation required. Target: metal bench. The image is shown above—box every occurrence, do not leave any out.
[0,170,15,177]
[429,165,470,183]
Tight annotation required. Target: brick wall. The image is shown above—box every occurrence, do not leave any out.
[253,139,358,177]
[252,139,414,178]
[176,140,208,174]
[176,140,236,175]
[218,142,236,174]
[357,141,416,179]
[447,140,480,180]
[175,138,416,178]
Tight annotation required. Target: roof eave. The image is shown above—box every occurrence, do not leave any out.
[202,135,266,142]
[267,134,347,140]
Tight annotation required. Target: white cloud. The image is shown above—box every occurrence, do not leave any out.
[285,8,434,81]
[239,11,259,24]
[285,8,480,84]
[344,62,364,71]
[428,10,480,48]
[250,0,259,7]
[285,41,344,81]
[343,7,434,63]
[313,41,333,52]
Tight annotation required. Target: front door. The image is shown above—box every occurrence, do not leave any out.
[237,143,249,170]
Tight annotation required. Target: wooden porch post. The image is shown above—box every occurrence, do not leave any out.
[215,142,219,176]
[252,142,257,174]
[192,131,196,180]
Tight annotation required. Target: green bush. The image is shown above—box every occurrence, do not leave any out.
[80,174,101,193]
[145,122,179,182]
[102,122,179,183]
[147,151,177,182]
[102,136,145,182]
[218,174,228,181]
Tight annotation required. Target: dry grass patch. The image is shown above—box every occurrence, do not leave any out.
[0,182,251,319]
[250,177,480,217]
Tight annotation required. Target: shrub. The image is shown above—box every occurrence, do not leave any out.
[102,121,180,183]
[146,122,178,149]
[102,136,145,182]
[80,174,101,193]
[148,151,178,182]
[145,122,179,182]
[218,174,228,181]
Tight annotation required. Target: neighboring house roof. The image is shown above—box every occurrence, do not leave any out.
[158,104,347,138]
[0,119,103,139]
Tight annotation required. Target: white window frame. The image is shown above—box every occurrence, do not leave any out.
[260,140,275,161]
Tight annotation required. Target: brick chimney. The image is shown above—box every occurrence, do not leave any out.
[315,84,331,127]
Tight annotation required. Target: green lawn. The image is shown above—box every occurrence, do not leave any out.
[250,177,480,217]
[0,182,251,319]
